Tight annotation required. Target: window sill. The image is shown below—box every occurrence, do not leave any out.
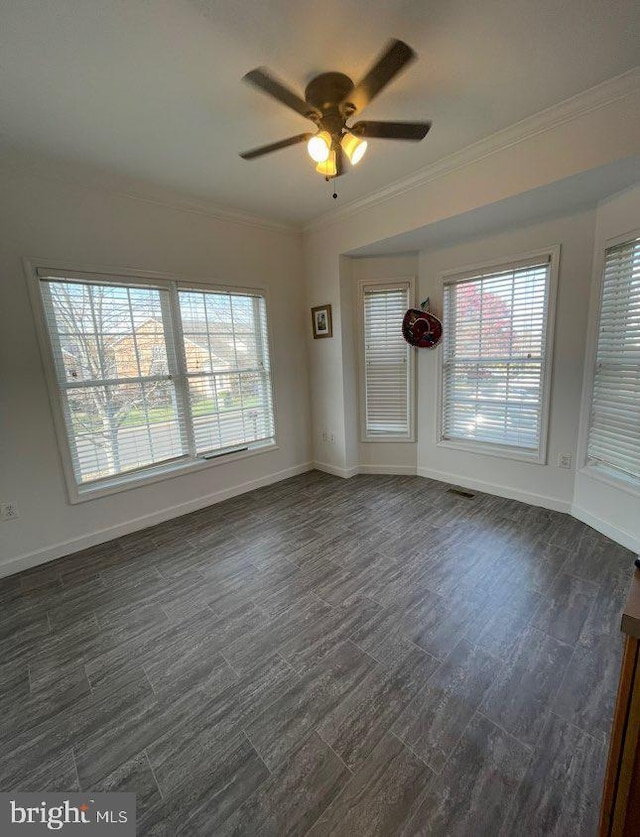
[361,435,416,444]
[578,463,640,499]
[68,441,279,504]
[437,438,544,464]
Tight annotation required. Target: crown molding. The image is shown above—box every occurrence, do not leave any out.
[109,189,299,235]
[0,148,299,237]
[304,66,640,234]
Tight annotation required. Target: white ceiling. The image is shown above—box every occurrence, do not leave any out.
[1,0,639,225]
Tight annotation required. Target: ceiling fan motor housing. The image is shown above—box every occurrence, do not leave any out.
[304,72,355,116]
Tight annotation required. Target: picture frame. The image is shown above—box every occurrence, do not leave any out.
[311,304,333,339]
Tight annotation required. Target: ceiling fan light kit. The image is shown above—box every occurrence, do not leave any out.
[240,39,431,187]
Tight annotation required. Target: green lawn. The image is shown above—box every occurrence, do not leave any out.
[71,396,261,432]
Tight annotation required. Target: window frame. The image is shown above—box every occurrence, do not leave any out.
[24,258,278,504]
[357,276,416,443]
[436,246,560,464]
[578,228,640,496]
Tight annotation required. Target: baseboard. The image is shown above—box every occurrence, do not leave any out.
[6,460,635,580]
[358,464,417,475]
[0,461,315,579]
[312,461,360,479]
[570,504,640,555]
[416,466,572,513]
[314,461,417,477]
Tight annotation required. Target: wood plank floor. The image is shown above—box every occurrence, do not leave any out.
[0,471,636,835]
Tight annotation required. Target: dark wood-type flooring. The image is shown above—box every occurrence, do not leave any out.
[1,472,636,835]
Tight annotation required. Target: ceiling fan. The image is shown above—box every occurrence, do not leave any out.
[239,39,431,179]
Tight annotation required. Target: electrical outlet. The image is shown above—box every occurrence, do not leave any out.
[321,431,328,442]
[0,501,20,521]
[557,453,572,469]
[330,433,336,444]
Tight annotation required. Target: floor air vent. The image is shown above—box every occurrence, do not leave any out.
[446,487,475,499]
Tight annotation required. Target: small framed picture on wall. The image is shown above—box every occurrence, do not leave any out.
[311,304,333,339]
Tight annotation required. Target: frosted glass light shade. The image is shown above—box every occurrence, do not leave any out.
[315,150,337,177]
[342,132,367,165]
[307,131,332,163]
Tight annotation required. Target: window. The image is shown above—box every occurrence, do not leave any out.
[360,279,414,440]
[587,235,640,483]
[32,267,275,499]
[440,250,557,460]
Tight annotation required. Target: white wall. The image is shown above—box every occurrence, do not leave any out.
[415,210,596,511]
[572,184,640,552]
[0,162,310,575]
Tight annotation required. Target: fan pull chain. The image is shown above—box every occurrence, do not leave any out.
[326,176,338,200]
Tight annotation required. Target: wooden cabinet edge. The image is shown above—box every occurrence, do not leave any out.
[600,569,640,836]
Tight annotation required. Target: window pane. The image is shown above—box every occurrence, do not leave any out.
[363,285,411,438]
[40,278,186,485]
[443,362,542,448]
[178,289,275,455]
[587,237,640,481]
[47,282,169,382]
[64,380,184,483]
[442,258,551,452]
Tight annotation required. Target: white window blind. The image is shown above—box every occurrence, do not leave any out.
[587,236,640,482]
[362,283,412,439]
[441,255,552,454]
[37,272,275,490]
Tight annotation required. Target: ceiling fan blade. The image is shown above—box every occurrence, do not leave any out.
[352,120,431,140]
[239,133,313,160]
[342,39,416,114]
[243,68,319,120]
